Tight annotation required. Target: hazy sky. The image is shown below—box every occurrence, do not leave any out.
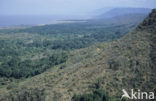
[0,0,156,15]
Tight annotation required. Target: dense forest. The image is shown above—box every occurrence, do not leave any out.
[0,15,142,79]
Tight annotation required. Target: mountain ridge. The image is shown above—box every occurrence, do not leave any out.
[96,7,151,19]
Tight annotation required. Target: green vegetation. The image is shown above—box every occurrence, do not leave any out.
[0,9,155,101]
[4,88,45,101]
[0,51,67,78]
[0,33,68,78]
[0,14,141,79]
[0,16,140,51]
[72,89,111,101]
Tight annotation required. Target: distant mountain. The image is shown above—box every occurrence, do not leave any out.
[89,8,152,27]
[90,13,149,26]
[96,8,152,19]
[90,7,113,16]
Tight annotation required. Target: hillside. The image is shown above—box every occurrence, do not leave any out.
[0,9,155,101]
[90,8,151,27]
[96,8,151,19]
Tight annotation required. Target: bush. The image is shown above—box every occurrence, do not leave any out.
[72,89,111,101]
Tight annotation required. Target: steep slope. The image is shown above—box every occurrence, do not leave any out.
[0,9,155,101]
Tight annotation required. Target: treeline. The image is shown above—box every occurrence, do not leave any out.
[0,21,136,46]
[0,52,67,78]
[0,36,68,78]
[52,38,94,50]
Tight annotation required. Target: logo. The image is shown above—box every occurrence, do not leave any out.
[121,89,155,100]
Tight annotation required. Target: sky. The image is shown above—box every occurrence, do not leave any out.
[0,0,156,15]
